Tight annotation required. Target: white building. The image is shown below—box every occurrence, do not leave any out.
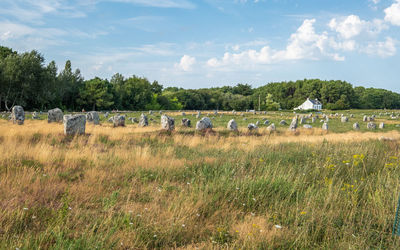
[294,98,322,110]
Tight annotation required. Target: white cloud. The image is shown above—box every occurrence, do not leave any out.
[364,37,397,57]
[385,0,400,26]
[328,15,387,39]
[175,55,196,71]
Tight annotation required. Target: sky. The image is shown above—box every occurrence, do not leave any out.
[0,0,400,92]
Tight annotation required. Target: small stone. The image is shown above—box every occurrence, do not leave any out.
[279,120,287,125]
[113,115,125,127]
[247,123,258,131]
[353,122,360,130]
[379,122,385,129]
[322,122,328,130]
[139,113,148,127]
[303,124,312,129]
[48,108,63,123]
[267,123,276,131]
[86,111,100,125]
[196,117,212,131]
[341,116,348,123]
[227,119,238,131]
[264,120,270,125]
[367,122,376,130]
[181,118,191,127]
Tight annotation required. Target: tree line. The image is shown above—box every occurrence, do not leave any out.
[1,46,399,112]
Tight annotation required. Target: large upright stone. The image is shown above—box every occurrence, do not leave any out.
[32,111,40,120]
[289,116,298,131]
[139,113,148,127]
[113,115,125,127]
[196,117,212,131]
[11,106,24,125]
[227,119,238,131]
[247,123,258,131]
[379,122,385,129]
[322,122,329,130]
[299,117,306,124]
[161,115,175,131]
[182,118,191,127]
[341,117,349,123]
[267,123,276,131]
[86,111,100,125]
[48,108,63,123]
[353,122,360,130]
[63,114,86,135]
[363,116,368,122]
[367,122,377,130]
[196,111,201,119]
[280,120,287,125]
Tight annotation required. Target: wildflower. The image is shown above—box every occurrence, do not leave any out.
[196,213,200,217]
[186,182,191,185]
[153,234,157,238]
[23,207,28,210]
[182,224,185,227]
[252,198,256,201]
[129,222,133,225]
[251,212,255,216]
[300,211,307,215]
[274,225,282,229]
[68,207,72,210]
[32,215,37,219]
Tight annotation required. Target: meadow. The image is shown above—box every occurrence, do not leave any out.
[1,110,400,249]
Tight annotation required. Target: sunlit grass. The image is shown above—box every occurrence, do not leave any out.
[1,110,400,249]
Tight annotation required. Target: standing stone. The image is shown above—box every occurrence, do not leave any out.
[255,121,260,126]
[63,114,86,135]
[227,119,238,131]
[367,122,377,130]
[48,108,63,123]
[341,117,349,123]
[113,115,125,127]
[32,111,39,120]
[303,124,313,129]
[161,115,174,131]
[363,116,368,122]
[353,122,360,130]
[322,122,329,130]
[267,123,276,131]
[11,106,24,125]
[289,116,298,131]
[247,123,258,131]
[149,110,153,115]
[299,117,306,124]
[104,112,109,118]
[196,111,201,119]
[159,111,163,115]
[139,113,148,127]
[86,111,100,125]
[264,120,270,125]
[196,117,212,131]
[280,120,287,125]
[182,112,186,116]
[108,117,114,123]
[311,117,316,123]
[182,118,191,127]
[379,122,385,129]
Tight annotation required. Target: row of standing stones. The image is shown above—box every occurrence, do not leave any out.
[8,106,393,135]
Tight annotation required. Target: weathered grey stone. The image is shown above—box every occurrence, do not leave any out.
[264,120,270,125]
[255,121,260,126]
[227,119,238,131]
[289,116,298,131]
[280,120,287,125]
[108,117,114,123]
[196,117,212,131]
[322,122,329,130]
[303,124,313,129]
[149,110,153,115]
[243,118,247,121]
[86,111,100,125]
[367,122,376,130]
[182,118,191,127]
[161,115,174,131]
[299,117,306,124]
[63,114,86,135]
[247,123,258,131]
[311,117,316,123]
[113,115,125,127]
[32,111,40,120]
[11,106,24,125]
[139,113,148,127]
[48,108,63,123]
[181,112,186,116]
[267,123,276,131]
[341,116,349,123]
[353,122,360,130]
[104,112,109,118]
[214,111,218,115]
[159,111,163,114]
[363,115,367,122]
[350,114,354,118]
[379,122,385,129]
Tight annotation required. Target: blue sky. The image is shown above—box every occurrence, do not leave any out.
[1,0,400,92]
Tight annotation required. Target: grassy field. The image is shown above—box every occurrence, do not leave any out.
[1,110,400,249]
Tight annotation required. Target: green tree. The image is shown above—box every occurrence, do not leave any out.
[265,93,281,111]
[78,77,114,110]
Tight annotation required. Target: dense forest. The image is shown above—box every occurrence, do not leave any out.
[1,46,399,112]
